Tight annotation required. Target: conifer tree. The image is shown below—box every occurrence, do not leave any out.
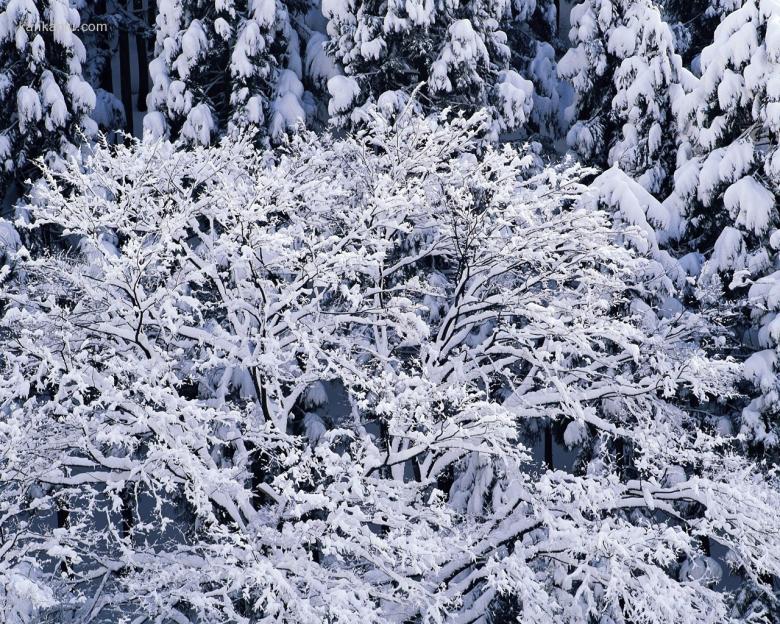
[659,0,739,67]
[322,0,561,138]
[0,0,96,199]
[559,0,687,196]
[145,0,322,144]
[667,0,780,450]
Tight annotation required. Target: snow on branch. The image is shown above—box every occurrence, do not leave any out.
[0,112,776,623]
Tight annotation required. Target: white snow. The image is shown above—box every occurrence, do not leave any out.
[181,103,214,144]
[16,85,42,131]
[724,175,774,234]
[327,75,361,115]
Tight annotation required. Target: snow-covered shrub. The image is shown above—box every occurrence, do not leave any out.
[559,0,689,195]
[1,111,778,622]
[323,0,562,138]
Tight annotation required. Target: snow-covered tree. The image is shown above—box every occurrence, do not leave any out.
[582,165,687,297]
[144,0,324,144]
[1,111,779,623]
[0,0,97,199]
[659,0,739,67]
[322,0,562,139]
[559,0,689,195]
[666,0,780,452]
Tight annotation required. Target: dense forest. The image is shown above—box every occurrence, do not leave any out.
[0,0,779,622]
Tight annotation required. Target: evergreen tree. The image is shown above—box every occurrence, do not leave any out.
[322,0,561,139]
[0,0,96,199]
[659,0,740,68]
[559,0,688,196]
[667,0,780,450]
[145,0,322,144]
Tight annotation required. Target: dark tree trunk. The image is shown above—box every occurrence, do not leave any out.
[134,0,150,111]
[700,534,711,557]
[544,421,554,471]
[121,486,135,540]
[57,501,70,574]
[118,1,134,136]
[615,437,627,478]
[96,0,113,92]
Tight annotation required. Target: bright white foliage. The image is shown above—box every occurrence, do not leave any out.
[583,166,687,301]
[0,113,778,623]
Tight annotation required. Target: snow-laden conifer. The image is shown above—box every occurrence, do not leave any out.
[323,0,561,138]
[0,0,96,197]
[559,0,689,195]
[667,0,780,450]
[145,0,326,144]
